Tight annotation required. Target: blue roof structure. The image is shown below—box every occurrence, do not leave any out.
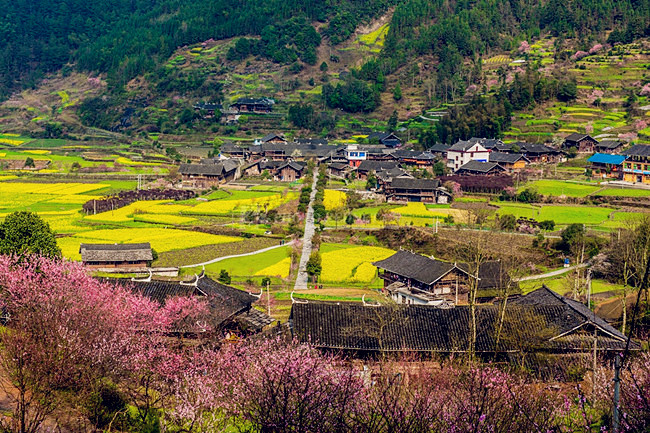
[588,153,627,165]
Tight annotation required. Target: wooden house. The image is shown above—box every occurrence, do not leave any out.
[192,102,222,118]
[456,160,506,176]
[327,162,352,178]
[231,97,274,113]
[384,178,451,204]
[595,140,624,154]
[563,133,598,153]
[488,152,529,172]
[515,143,563,163]
[179,159,240,188]
[373,250,511,305]
[275,161,306,182]
[367,132,401,148]
[289,287,635,356]
[220,142,249,159]
[107,275,274,336]
[588,153,626,179]
[81,243,153,271]
[356,160,399,180]
[621,144,650,184]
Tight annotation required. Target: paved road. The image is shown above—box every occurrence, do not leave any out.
[180,241,293,269]
[516,262,589,282]
[294,170,319,290]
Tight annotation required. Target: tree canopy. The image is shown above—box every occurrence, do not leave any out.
[0,211,61,259]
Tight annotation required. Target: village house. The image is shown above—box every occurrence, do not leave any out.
[366,131,402,148]
[192,102,222,118]
[392,150,437,172]
[427,143,451,158]
[383,178,452,204]
[231,97,274,113]
[563,133,598,153]
[327,162,352,179]
[447,139,490,172]
[373,250,510,305]
[467,137,505,150]
[289,286,635,356]
[588,153,626,179]
[254,133,287,146]
[595,140,624,154]
[488,152,530,172]
[275,161,306,182]
[220,142,249,159]
[80,243,153,271]
[107,274,274,336]
[621,144,650,183]
[179,159,241,188]
[456,160,506,176]
[356,160,400,180]
[515,142,563,163]
[375,168,412,190]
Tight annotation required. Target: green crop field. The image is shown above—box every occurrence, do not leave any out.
[194,245,292,278]
[596,188,650,197]
[495,203,614,226]
[520,277,624,295]
[521,180,600,197]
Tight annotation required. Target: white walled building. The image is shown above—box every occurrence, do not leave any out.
[447,140,490,172]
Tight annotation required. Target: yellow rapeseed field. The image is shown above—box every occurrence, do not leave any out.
[255,257,291,278]
[185,193,296,215]
[133,214,197,225]
[323,190,346,210]
[320,246,394,283]
[59,228,242,260]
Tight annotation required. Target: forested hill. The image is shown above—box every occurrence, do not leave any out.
[0,0,393,99]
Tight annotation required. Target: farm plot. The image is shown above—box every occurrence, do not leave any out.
[595,188,650,197]
[319,244,394,284]
[184,192,297,216]
[520,180,600,197]
[197,246,292,278]
[495,203,614,226]
[58,228,241,260]
[324,190,346,210]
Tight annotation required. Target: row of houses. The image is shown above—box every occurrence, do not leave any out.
[588,144,650,183]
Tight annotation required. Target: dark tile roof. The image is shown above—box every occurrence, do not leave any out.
[261,133,286,143]
[80,243,153,262]
[622,144,650,157]
[512,286,627,341]
[457,161,505,173]
[295,138,329,146]
[235,97,274,106]
[564,133,591,142]
[389,177,441,191]
[448,140,475,152]
[518,143,561,155]
[179,161,238,176]
[596,140,623,150]
[328,162,350,170]
[220,142,247,153]
[357,160,399,172]
[489,152,529,164]
[290,301,631,353]
[277,161,306,171]
[429,143,451,153]
[105,276,259,329]
[373,250,460,285]
[238,308,275,331]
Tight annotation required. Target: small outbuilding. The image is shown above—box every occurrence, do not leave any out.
[80,243,153,270]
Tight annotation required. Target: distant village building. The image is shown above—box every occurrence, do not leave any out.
[563,133,598,153]
[179,159,241,188]
[80,243,153,271]
[447,140,490,172]
[595,140,624,154]
[366,132,402,148]
[588,153,626,179]
[513,142,563,164]
[621,144,650,183]
[254,133,287,146]
[383,178,452,204]
[356,160,399,180]
[488,152,529,172]
[456,160,506,176]
[275,161,306,182]
[231,97,275,113]
[192,102,222,118]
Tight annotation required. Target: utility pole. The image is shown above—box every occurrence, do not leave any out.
[613,354,621,432]
[267,280,271,317]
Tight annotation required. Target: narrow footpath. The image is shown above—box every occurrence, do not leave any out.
[516,262,589,282]
[294,169,319,290]
[180,241,293,269]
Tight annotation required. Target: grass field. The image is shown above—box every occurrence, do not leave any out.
[521,180,600,197]
[520,277,624,295]
[596,188,650,197]
[495,203,614,226]
[195,246,292,278]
